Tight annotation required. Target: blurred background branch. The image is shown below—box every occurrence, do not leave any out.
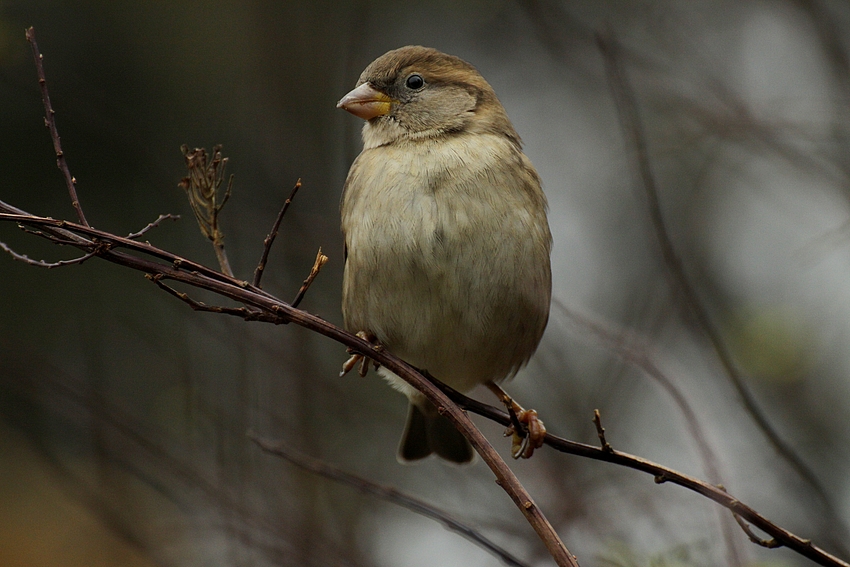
[596,28,847,561]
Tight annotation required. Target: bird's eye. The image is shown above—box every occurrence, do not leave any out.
[405,74,425,90]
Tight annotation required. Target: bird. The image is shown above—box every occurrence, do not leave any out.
[337,46,552,464]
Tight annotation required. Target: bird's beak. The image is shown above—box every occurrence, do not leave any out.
[337,83,393,120]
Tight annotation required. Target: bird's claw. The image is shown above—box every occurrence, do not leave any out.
[340,351,367,377]
[340,331,382,377]
[489,385,546,459]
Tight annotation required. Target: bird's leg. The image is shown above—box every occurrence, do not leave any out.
[485,382,546,459]
[340,331,382,377]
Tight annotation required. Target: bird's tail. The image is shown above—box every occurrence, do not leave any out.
[398,402,474,464]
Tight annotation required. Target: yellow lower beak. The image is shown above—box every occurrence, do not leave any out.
[337,83,392,120]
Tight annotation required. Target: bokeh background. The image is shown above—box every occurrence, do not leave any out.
[1,1,849,566]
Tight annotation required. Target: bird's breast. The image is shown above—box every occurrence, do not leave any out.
[340,133,551,391]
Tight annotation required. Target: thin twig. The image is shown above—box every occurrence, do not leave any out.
[291,247,328,308]
[25,27,88,227]
[147,274,283,324]
[250,434,531,567]
[592,410,612,453]
[253,179,302,288]
[0,209,259,295]
[0,240,101,268]
[126,214,180,239]
[733,513,782,549]
[19,225,79,245]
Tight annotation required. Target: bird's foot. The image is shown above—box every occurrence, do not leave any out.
[510,407,546,459]
[340,331,382,377]
[486,382,546,459]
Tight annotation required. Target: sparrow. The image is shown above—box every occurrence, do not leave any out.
[337,46,552,463]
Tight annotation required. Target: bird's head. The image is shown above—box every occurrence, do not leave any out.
[337,45,519,147]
